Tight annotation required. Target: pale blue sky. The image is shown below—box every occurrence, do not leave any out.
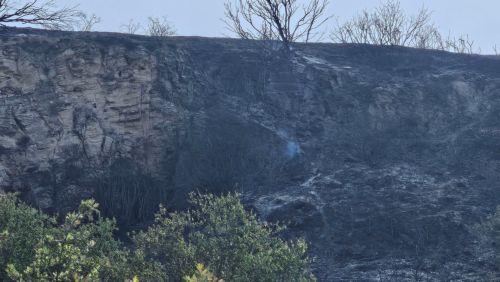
[59,1,500,54]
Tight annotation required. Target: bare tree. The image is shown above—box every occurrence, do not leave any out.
[331,11,372,45]
[331,0,441,49]
[74,13,100,32]
[372,1,435,46]
[224,0,331,44]
[441,34,475,54]
[331,0,478,54]
[121,19,142,35]
[147,16,176,37]
[0,0,80,30]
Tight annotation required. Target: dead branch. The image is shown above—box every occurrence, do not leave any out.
[0,0,80,30]
[331,0,478,54]
[224,0,331,44]
[121,19,142,35]
[147,16,176,37]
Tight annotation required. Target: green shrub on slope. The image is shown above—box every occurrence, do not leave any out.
[0,193,314,281]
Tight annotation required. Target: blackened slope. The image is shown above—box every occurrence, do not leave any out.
[0,27,499,280]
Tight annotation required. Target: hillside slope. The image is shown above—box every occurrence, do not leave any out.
[0,27,499,280]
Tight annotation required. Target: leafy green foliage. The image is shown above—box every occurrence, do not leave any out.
[0,193,314,281]
[0,196,135,281]
[184,263,223,282]
[134,193,315,282]
[0,194,54,280]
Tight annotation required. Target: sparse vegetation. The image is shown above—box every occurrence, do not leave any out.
[147,16,176,37]
[74,13,100,32]
[94,159,168,227]
[331,0,478,54]
[121,19,142,34]
[2,0,495,54]
[224,0,331,44]
[331,0,439,48]
[0,0,80,29]
[0,193,313,281]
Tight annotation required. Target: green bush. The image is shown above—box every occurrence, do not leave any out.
[0,193,314,281]
[0,194,54,280]
[0,196,135,281]
[133,193,315,282]
[184,263,223,282]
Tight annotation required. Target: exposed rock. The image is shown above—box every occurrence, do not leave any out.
[0,27,499,280]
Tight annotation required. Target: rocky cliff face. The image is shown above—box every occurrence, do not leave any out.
[0,27,499,280]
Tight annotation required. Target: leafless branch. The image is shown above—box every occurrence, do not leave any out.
[331,0,478,54]
[441,33,475,54]
[0,0,80,30]
[332,0,440,48]
[147,16,176,37]
[74,13,100,32]
[224,0,331,44]
[121,19,142,35]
